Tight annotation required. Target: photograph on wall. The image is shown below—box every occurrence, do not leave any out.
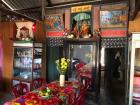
[16,22,34,41]
[70,5,93,38]
[100,10,127,28]
[46,14,64,31]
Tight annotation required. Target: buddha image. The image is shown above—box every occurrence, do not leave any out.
[19,27,31,41]
[71,20,92,38]
[80,20,91,38]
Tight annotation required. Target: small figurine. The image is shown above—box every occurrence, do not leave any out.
[64,28,75,38]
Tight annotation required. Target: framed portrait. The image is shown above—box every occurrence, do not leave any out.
[100,10,128,28]
[70,5,93,38]
[46,14,64,31]
[15,22,34,41]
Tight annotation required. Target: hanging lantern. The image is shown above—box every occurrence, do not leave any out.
[32,22,36,32]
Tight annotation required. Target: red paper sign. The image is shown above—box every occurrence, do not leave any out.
[46,31,64,37]
[101,30,127,37]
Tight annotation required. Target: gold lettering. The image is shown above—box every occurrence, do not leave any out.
[71,5,91,13]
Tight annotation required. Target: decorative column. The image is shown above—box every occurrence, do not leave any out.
[42,0,45,20]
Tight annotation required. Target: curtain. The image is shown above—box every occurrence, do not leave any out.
[46,46,63,83]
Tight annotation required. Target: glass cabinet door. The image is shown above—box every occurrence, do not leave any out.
[13,47,33,80]
[69,44,96,67]
[33,48,42,79]
[133,48,140,104]
[66,42,96,81]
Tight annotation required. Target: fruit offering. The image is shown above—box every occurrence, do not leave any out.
[38,86,51,98]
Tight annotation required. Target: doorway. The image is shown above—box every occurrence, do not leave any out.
[104,48,125,105]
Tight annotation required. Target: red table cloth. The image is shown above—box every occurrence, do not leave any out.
[4,81,80,105]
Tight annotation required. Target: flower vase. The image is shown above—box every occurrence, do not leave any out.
[59,74,65,87]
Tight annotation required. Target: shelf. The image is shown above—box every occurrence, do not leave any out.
[13,77,32,82]
[34,56,42,59]
[12,42,42,90]
[64,36,100,42]
[135,71,140,77]
[13,67,32,69]
[135,66,140,71]
[33,68,41,71]
[14,55,32,57]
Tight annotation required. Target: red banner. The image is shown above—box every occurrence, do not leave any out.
[46,31,64,37]
[101,30,127,37]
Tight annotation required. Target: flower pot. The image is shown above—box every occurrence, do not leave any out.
[59,74,65,87]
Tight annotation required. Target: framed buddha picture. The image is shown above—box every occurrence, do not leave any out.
[70,5,93,38]
[15,21,34,41]
[100,9,128,28]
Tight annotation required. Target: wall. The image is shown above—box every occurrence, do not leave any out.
[129,11,140,33]
[0,22,16,91]
[0,32,2,90]
[34,21,46,42]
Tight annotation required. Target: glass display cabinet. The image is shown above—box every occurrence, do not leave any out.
[127,32,140,105]
[12,41,42,90]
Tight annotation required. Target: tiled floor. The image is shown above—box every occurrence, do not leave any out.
[84,75,125,105]
[85,88,113,105]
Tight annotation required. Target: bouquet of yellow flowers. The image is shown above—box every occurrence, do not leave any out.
[55,58,70,75]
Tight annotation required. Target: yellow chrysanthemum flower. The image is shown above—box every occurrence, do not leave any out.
[55,57,70,74]
[61,58,66,62]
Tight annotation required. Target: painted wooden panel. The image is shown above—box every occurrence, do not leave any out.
[93,6,100,31]
[101,29,127,37]
[0,22,15,91]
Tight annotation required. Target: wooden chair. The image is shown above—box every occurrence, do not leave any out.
[80,75,92,90]
[74,62,85,81]
[32,78,46,89]
[75,62,85,71]
[71,86,86,105]
[11,83,29,98]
